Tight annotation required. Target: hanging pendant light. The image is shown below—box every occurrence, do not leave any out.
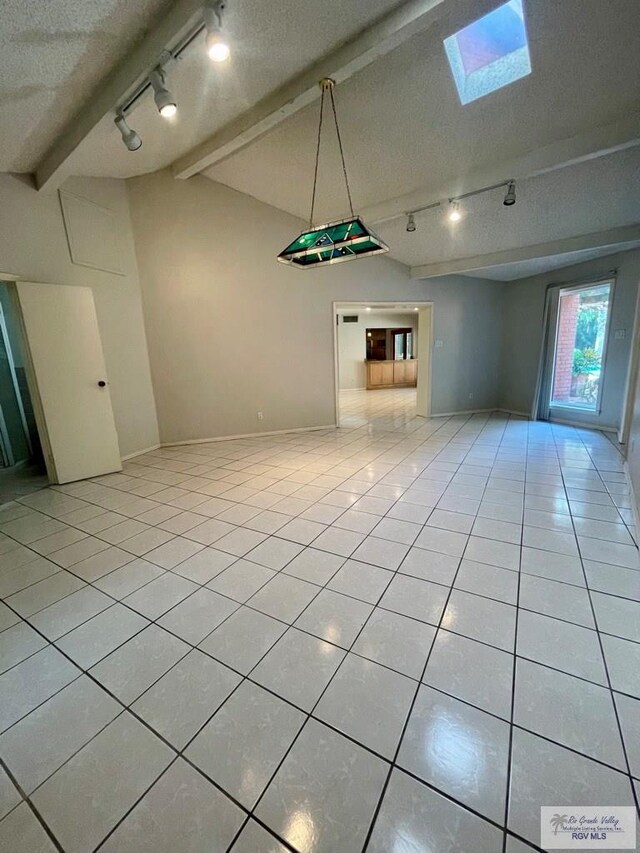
[277,78,388,269]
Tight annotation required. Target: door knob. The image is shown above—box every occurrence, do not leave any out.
[98,380,107,387]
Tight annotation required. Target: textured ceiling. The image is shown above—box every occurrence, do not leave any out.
[0,0,176,172]
[203,0,640,223]
[57,0,403,178]
[3,0,640,281]
[375,148,640,268]
[456,242,640,282]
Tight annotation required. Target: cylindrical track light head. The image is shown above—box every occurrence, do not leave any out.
[448,201,461,222]
[204,2,230,61]
[503,180,516,206]
[206,27,230,61]
[114,113,142,151]
[149,68,177,118]
[406,213,416,233]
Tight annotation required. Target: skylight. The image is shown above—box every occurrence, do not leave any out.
[444,0,531,105]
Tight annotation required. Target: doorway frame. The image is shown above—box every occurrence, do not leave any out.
[332,301,434,427]
[0,298,33,459]
[619,278,640,444]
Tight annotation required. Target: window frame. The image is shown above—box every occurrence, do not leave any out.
[391,328,414,360]
[548,279,615,416]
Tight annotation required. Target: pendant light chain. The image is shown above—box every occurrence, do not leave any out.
[308,79,355,228]
[328,85,355,220]
[308,86,326,229]
[279,77,389,268]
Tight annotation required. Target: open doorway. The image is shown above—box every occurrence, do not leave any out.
[0,282,47,501]
[333,301,433,427]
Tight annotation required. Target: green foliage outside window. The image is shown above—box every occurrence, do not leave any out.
[575,304,607,350]
[572,347,600,375]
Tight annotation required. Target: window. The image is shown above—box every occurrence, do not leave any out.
[444,0,531,105]
[550,282,613,412]
[392,329,413,360]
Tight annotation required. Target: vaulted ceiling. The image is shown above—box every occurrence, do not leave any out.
[2,0,639,280]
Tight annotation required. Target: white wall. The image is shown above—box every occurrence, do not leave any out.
[127,169,504,442]
[626,345,640,520]
[0,173,159,458]
[500,249,640,428]
[338,312,417,390]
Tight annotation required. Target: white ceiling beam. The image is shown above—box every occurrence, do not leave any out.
[365,113,640,224]
[34,0,205,192]
[171,0,452,180]
[410,225,640,279]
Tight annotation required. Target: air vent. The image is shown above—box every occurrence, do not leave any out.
[342,315,359,323]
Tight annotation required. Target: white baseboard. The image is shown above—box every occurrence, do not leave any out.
[121,443,161,461]
[340,387,366,392]
[161,424,338,447]
[430,408,497,418]
[497,408,530,417]
[548,415,618,433]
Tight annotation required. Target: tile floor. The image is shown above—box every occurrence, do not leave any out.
[0,388,639,852]
[0,460,49,505]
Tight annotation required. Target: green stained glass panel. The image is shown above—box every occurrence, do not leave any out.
[278,216,389,269]
[282,219,367,254]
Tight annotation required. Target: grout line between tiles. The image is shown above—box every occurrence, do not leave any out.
[0,409,638,852]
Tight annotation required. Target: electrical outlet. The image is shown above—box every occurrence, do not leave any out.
[468,393,474,400]
[435,340,444,348]
[614,329,626,340]
[257,411,264,421]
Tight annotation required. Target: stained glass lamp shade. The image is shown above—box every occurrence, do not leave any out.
[277,217,389,268]
[278,78,389,270]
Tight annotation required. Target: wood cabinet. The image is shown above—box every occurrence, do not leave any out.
[405,360,417,383]
[381,362,394,385]
[366,359,417,389]
[368,362,383,386]
[393,361,407,384]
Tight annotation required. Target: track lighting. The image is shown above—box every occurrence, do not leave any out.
[399,179,515,232]
[149,68,177,117]
[114,113,142,151]
[204,1,230,62]
[503,180,516,206]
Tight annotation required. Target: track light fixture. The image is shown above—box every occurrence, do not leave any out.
[448,201,461,222]
[114,113,142,151]
[204,1,230,62]
[400,179,516,229]
[503,180,516,206]
[149,67,177,117]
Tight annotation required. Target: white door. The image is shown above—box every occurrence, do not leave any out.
[16,282,122,484]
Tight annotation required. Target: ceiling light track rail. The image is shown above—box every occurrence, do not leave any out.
[118,50,177,116]
[114,1,229,149]
[449,178,515,204]
[404,179,517,231]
